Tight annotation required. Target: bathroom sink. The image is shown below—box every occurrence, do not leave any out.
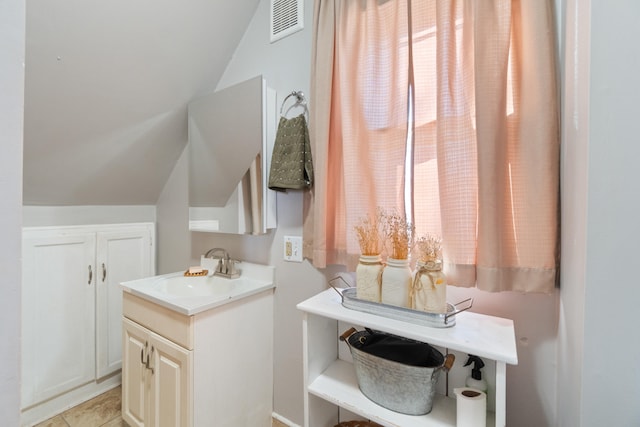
[121,262,275,315]
[151,275,233,297]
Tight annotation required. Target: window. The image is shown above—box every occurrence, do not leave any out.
[304,0,559,293]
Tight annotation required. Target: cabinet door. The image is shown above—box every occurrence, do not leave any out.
[21,230,96,409]
[96,225,154,378]
[148,331,192,427]
[122,318,150,427]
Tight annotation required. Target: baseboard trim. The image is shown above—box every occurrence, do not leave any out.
[272,411,302,427]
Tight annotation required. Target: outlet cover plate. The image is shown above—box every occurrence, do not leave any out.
[283,235,303,262]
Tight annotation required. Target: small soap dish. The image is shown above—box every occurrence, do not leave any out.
[184,269,208,277]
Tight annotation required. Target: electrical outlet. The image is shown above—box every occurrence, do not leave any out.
[283,235,303,262]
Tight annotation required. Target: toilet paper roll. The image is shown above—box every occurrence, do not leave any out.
[454,387,486,427]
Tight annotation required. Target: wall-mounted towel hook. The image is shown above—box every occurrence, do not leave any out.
[280,90,308,118]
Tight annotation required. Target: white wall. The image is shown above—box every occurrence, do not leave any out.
[558,0,589,425]
[22,205,156,227]
[581,1,640,425]
[0,0,25,424]
[156,147,191,274]
[22,0,259,207]
[559,1,640,425]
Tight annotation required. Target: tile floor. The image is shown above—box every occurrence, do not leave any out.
[34,386,288,427]
[272,418,288,427]
[34,386,124,427]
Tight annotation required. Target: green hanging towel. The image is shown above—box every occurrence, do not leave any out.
[268,114,314,191]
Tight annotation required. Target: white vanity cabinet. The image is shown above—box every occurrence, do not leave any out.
[21,223,155,425]
[297,289,518,427]
[121,285,274,427]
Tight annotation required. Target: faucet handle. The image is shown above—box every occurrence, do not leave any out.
[216,257,225,274]
[205,248,240,278]
[227,259,239,275]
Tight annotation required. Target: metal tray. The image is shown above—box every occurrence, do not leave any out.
[330,277,473,328]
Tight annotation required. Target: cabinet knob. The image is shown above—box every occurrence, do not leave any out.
[102,263,107,282]
[88,265,93,285]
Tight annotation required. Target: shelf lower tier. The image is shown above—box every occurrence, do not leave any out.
[308,359,495,427]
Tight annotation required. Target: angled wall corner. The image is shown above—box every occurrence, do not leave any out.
[0,0,25,423]
[156,146,190,275]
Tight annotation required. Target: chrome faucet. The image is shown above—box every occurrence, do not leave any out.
[203,248,240,279]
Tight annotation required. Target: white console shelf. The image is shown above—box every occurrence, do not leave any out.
[297,289,518,427]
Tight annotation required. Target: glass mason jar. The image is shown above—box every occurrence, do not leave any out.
[412,260,447,313]
[381,258,412,308]
[356,254,384,302]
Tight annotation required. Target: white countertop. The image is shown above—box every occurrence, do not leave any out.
[121,262,275,316]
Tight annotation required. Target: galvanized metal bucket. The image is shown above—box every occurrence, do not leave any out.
[340,327,455,415]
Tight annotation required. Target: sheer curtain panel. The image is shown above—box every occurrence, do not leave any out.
[304,0,559,293]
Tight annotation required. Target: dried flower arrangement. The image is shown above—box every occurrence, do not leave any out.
[354,208,384,256]
[381,209,415,260]
[413,233,443,263]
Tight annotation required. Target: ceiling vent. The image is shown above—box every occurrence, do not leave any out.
[270,0,304,43]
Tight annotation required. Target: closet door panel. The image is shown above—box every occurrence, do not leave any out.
[21,230,96,409]
[96,226,154,379]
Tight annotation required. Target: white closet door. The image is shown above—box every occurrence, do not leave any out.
[96,225,154,379]
[21,230,96,409]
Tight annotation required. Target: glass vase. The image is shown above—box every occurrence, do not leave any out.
[412,260,447,313]
[381,257,412,308]
[356,254,383,303]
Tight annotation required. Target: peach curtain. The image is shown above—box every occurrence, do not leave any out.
[304,0,559,293]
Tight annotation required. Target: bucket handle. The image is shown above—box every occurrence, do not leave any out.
[442,353,455,372]
[339,327,357,348]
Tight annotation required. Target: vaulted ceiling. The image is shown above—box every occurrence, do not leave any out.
[23,0,260,205]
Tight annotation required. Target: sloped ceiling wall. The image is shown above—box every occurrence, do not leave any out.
[23,0,260,205]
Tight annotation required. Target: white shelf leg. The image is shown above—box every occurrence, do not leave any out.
[495,361,507,427]
[302,313,310,427]
[303,313,340,427]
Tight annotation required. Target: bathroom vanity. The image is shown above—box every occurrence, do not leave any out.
[120,263,275,427]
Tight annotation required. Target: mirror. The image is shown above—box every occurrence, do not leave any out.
[188,76,277,234]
